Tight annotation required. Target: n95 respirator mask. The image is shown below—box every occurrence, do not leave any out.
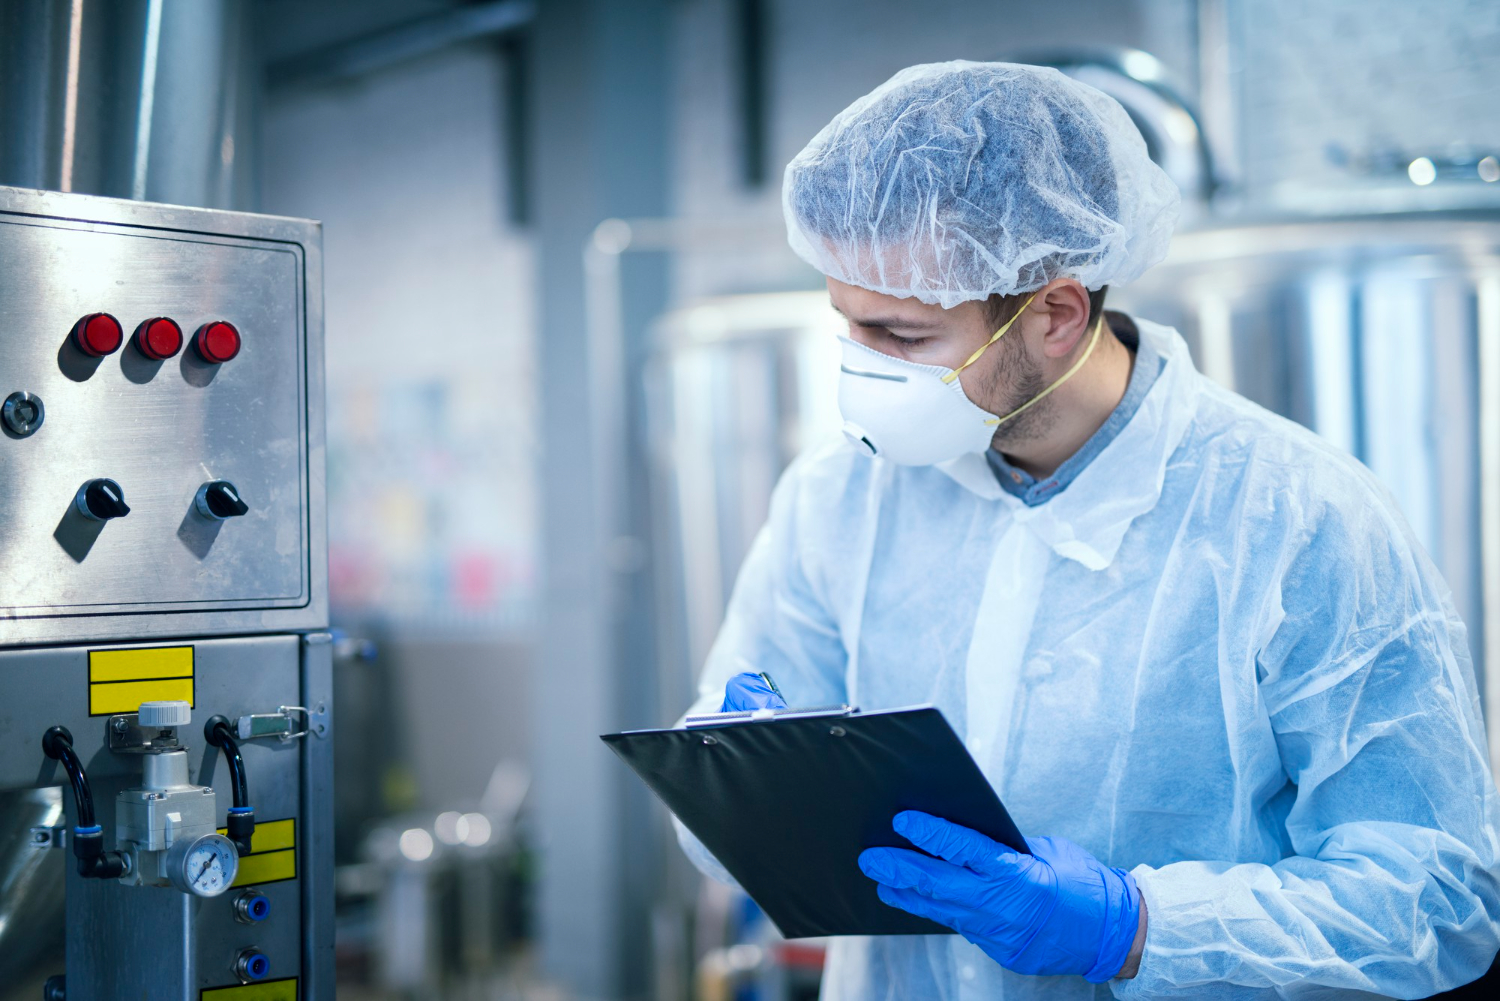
[836,293,1103,467]
[837,337,1000,466]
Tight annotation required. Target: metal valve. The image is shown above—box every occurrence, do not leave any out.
[106,702,239,896]
[138,700,192,729]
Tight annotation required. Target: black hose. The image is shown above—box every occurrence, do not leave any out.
[41,726,127,878]
[41,726,95,827]
[205,716,255,855]
[205,717,249,807]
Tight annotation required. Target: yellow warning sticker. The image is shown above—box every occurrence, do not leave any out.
[88,646,194,716]
[235,849,296,886]
[200,977,297,1001]
[231,818,296,855]
[218,818,297,887]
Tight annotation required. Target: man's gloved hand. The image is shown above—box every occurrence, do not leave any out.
[719,672,788,712]
[859,811,1141,983]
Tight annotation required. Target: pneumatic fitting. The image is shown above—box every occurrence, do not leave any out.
[234,948,270,983]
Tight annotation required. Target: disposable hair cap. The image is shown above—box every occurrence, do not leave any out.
[783,60,1181,308]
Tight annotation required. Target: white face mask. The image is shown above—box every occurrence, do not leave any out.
[837,293,1103,466]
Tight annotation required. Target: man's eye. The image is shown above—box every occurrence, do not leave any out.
[888,333,928,348]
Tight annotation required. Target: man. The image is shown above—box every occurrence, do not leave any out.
[677,62,1500,999]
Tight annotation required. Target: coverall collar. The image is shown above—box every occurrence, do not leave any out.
[935,318,1201,571]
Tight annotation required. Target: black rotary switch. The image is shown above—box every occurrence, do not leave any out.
[195,480,249,520]
[75,479,131,521]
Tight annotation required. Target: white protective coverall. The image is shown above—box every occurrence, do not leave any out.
[677,317,1500,1000]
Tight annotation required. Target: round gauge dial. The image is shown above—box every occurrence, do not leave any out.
[168,833,239,897]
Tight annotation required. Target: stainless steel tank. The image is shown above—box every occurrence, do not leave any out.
[1110,214,1500,775]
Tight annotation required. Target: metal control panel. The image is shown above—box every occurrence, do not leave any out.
[0,186,332,1001]
[0,186,327,647]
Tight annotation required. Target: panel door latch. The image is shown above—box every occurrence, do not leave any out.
[236,705,326,741]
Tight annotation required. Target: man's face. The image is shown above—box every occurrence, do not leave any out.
[826,277,1050,445]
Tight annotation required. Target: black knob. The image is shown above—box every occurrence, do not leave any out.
[195,480,249,520]
[75,479,130,521]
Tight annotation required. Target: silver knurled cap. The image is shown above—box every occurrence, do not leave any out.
[138,700,191,728]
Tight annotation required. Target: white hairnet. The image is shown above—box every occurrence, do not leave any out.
[783,61,1181,308]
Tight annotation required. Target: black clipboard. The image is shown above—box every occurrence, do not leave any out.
[601,704,1027,939]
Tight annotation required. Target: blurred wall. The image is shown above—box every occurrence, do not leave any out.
[667,0,1196,301]
[258,21,538,814]
[529,0,675,996]
[665,0,1500,303]
[384,635,532,807]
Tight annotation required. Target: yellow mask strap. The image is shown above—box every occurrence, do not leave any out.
[983,313,1106,428]
[939,291,1040,386]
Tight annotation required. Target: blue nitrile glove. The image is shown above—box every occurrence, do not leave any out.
[859,811,1140,983]
[719,672,789,712]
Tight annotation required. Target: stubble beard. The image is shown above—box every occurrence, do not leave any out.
[980,333,1053,450]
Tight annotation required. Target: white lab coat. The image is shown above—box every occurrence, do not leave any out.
[677,319,1500,999]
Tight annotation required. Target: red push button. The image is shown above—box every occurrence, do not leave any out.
[194,321,242,364]
[74,313,124,357]
[134,317,183,360]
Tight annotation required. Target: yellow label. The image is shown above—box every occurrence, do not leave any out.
[218,818,296,856]
[233,849,296,887]
[89,646,194,682]
[200,977,297,1001]
[88,646,194,716]
[218,818,297,886]
[89,677,195,715]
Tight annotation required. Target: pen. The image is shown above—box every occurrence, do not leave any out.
[759,671,784,702]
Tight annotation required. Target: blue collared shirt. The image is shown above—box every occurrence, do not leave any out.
[986,315,1163,506]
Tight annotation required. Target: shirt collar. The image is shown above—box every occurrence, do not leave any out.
[986,329,1163,505]
[935,318,1201,571]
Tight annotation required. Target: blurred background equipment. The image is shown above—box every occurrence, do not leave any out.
[0,789,66,999]
[3,0,1499,998]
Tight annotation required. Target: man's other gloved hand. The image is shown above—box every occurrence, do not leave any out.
[719,672,788,712]
[859,811,1141,983]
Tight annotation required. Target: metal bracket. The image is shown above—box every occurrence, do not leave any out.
[30,826,66,849]
[307,701,329,739]
[237,704,327,742]
[108,713,183,753]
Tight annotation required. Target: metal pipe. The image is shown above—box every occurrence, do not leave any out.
[59,0,83,192]
[1478,272,1500,781]
[0,0,256,209]
[265,0,535,91]
[1020,46,1219,204]
[130,0,164,201]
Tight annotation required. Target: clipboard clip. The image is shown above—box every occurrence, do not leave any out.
[684,704,858,729]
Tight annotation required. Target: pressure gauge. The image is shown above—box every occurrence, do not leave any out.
[166,833,239,897]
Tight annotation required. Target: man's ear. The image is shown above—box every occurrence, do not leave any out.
[1031,280,1093,359]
